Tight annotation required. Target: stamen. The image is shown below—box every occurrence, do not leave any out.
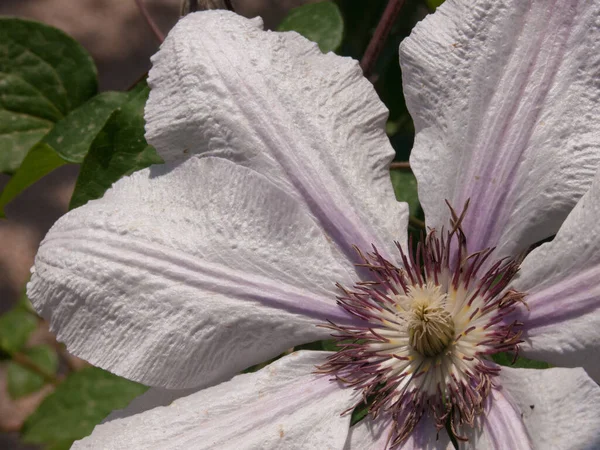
[319,215,526,448]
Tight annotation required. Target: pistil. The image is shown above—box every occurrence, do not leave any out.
[408,301,455,357]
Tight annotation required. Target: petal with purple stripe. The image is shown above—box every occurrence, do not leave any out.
[344,415,453,450]
[401,0,600,260]
[459,384,531,450]
[511,169,600,381]
[145,11,408,262]
[29,157,361,389]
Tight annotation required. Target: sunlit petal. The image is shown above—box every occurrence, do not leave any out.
[401,0,600,259]
[146,11,408,261]
[73,352,355,449]
[344,415,453,450]
[512,169,600,381]
[460,384,531,449]
[29,157,360,389]
[498,366,600,449]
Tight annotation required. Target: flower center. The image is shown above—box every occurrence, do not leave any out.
[320,227,527,448]
[407,293,455,357]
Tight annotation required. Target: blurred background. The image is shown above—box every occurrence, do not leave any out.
[0,0,430,447]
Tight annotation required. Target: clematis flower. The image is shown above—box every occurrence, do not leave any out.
[27,0,600,448]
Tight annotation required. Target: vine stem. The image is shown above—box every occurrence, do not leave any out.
[12,351,60,385]
[134,0,165,43]
[390,161,411,170]
[360,0,406,80]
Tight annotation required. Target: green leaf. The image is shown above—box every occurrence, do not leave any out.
[492,352,551,369]
[0,82,55,174]
[390,169,420,216]
[47,442,73,450]
[0,92,127,217]
[0,142,67,218]
[7,345,58,399]
[294,339,338,352]
[0,18,97,173]
[350,402,369,426]
[44,91,128,163]
[0,303,37,354]
[278,1,344,53]
[21,367,147,447]
[69,83,163,210]
[426,0,445,11]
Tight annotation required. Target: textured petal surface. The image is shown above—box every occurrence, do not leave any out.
[28,157,360,389]
[73,351,355,450]
[344,416,391,450]
[499,366,600,450]
[344,415,452,450]
[401,0,600,259]
[460,384,531,450]
[104,387,200,422]
[511,169,600,381]
[146,11,408,261]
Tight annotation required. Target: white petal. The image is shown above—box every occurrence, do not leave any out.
[73,351,355,450]
[344,415,453,450]
[344,416,391,450]
[401,0,600,259]
[146,11,408,261]
[460,385,531,450]
[104,387,200,422]
[498,366,600,450]
[28,157,360,389]
[511,169,600,380]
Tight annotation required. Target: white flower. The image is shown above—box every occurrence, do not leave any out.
[28,1,600,448]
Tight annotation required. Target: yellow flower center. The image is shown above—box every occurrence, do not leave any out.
[408,301,455,357]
